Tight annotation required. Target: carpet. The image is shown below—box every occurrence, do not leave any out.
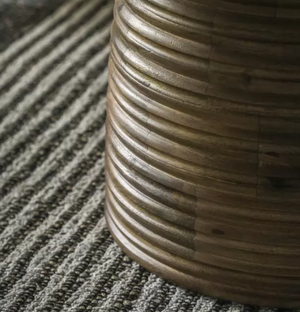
[0,0,295,311]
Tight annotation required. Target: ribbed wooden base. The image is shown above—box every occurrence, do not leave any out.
[105,0,300,308]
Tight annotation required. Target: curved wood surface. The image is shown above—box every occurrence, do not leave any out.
[105,0,300,308]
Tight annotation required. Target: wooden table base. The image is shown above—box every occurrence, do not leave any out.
[105,0,300,308]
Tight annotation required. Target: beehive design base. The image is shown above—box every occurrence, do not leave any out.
[105,0,300,308]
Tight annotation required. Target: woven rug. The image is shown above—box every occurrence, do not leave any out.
[0,0,295,311]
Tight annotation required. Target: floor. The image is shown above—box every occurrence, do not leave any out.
[0,0,67,51]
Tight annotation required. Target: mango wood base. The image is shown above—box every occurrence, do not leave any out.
[105,0,300,308]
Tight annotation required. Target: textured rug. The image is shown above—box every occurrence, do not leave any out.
[0,0,296,311]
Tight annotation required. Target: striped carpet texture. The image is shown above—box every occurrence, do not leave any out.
[0,0,296,311]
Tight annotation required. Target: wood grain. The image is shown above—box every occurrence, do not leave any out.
[105,0,300,308]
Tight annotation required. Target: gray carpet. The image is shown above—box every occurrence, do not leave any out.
[0,0,296,311]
